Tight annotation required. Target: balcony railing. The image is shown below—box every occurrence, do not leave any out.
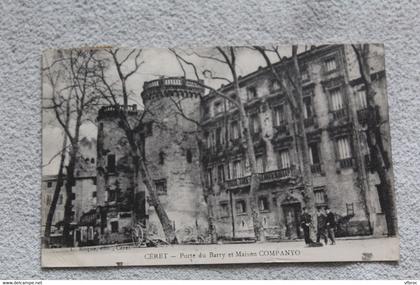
[225,168,293,189]
[331,108,347,120]
[98,105,138,118]
[273,123,288,135]
[339,158,353,168]
[142,77,205,102]
[310,163,322,174]
[143,77,204,91]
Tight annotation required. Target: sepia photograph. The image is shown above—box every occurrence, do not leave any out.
[41,44,399,267]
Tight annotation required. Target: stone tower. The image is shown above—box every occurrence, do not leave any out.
[141,77,208,242]
[96,105,146,243]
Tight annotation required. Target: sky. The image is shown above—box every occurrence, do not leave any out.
[42,46,304,175]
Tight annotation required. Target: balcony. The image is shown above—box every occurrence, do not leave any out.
[339,158,353,169]
[98,104,139,119]
[310,163,322,174]
[225,168,294,189]
[331,108,347,120]
[142,77,205,102]
[274,123,288,134]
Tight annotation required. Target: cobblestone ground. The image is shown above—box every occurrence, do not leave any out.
[42,237,399,267]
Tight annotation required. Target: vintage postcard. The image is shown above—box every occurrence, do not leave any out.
[41,44,399,267]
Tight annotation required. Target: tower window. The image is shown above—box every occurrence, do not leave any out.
[154,179,167,195]
[159,151,165,165]
[107,154,116,173]
[47,181,52,188]
[110,221,119,233]
[186,149,193,163]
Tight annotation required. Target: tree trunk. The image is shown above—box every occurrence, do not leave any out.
[44,131,68,247]
[235,82,265,242]
[291,48,317,239]
[353,44,397,236]
[137,155,178,244]
[197,135,217,243]
[62,113,82,247]
[62,143,78,247]
[119,114,178,244]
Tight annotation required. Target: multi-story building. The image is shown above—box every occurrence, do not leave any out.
[200,44,391,240]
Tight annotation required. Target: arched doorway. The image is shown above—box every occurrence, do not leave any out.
[281,196,302,240]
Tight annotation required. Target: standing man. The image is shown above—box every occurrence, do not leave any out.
[300,207,312,245]
[316,207,328,245]
[325,207,336,245]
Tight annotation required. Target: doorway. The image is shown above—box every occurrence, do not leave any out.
[282,203,302,240]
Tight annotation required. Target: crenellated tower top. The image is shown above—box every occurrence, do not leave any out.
[141,77,205,103]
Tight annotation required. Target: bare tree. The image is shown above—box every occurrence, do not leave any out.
[170,47,267,242]
[352,44,397,236]
[93,48,178,244]
[253,45,317,237]
[43,49,102,246]
[42,65,70,247]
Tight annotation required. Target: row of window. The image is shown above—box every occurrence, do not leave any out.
[219,196,271,218]
[209,57,340,118]
[206,56,343,118]
[219,192,355,219]
[206,136,353,185]
[205,88,368,149]
[106,148,194,173]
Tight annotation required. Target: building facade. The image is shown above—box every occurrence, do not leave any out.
[200,44,391,240]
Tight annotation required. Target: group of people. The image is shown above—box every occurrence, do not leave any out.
[300,207,336,246]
